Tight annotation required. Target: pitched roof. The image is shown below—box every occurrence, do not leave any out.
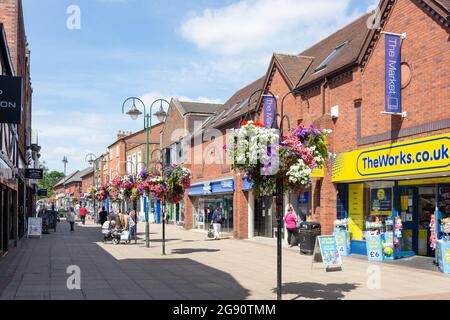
[200,77,266,131]
[273,54,313,89]
[54,171,78,188]
[296,13,371,89]
[174,99,223,116]
[433,0,450,12]
[79,167,94,179]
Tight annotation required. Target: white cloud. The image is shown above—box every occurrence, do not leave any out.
[179,0,367,86]
[180,0,355,56]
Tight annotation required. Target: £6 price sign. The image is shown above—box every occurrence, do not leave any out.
[366,235,384,262]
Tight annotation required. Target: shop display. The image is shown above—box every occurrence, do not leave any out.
[333,219,351,256]
[430,214,437,251]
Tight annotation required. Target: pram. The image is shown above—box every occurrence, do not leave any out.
[102,221,121,245]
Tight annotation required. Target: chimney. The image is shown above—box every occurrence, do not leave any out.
[117,130,132,140]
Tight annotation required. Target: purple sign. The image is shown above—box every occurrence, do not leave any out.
[385,34,402,113]
[263,96,276,128]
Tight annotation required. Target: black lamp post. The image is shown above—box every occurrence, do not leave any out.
[246,89,292,301]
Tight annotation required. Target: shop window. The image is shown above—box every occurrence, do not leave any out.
[314,180,322,209]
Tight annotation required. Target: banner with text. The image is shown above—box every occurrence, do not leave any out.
[385,34,402,113]
[263,96,276,129]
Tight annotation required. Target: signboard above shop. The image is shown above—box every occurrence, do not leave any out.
[0,76,22,124]
[25,168,44,180]
[332,133,450,182]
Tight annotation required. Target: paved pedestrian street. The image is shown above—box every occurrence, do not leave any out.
[0,220,449,300]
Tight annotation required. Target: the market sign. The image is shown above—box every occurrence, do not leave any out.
[384,34,402,114]
[332,133,450,182]
[0,76,22,124]
[263,95,276,129]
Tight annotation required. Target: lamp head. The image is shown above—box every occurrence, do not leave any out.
[154,105,167,123]
[126,105,142,121]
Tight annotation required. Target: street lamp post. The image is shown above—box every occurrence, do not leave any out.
[86,153,98,224]
[151,148,166,255]
[246,89,292,301]
[122,97,168,248]
[62,156,68,211]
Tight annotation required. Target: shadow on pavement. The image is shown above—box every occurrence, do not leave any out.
[171,248,221,255]
[0,223,251,300]
[274,282,360,300]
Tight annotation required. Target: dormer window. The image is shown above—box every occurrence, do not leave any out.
[315,41,348,72]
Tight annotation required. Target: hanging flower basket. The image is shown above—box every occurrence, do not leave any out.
[95,184,110,201]
[227,121,331,198]
[164,164,192,205]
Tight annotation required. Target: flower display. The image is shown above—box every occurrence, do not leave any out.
[227,121,331,198]
[164,164,192,204]
[95,184,110,201]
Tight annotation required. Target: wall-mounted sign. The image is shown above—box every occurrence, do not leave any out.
[333,133,450,182]
[370,188,393,215]
[37,189,48,197]
[385,34,402,114]
[25,168,44,180]
[0,76,22,124]
[263,95,276,129]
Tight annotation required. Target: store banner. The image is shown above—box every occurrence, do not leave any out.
[370,188,393,215]
[385,34,402,113]
[332,133,450,182]
[263,96,276,129]
[0,76,22,124]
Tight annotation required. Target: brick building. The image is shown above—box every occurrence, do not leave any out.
[0,0,36,256]
[161,98,222,225]
[178,0,450,251]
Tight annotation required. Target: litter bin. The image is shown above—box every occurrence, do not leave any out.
[299,222,321,255]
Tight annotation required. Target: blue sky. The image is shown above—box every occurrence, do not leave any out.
[23,0,377,173]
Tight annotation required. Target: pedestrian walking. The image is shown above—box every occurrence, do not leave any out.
[211,207,223,240]
[120,212,136,244]
[284,205,299,247]
[79,204,87,225]
[98,207,108,226]
[68,207,76,232]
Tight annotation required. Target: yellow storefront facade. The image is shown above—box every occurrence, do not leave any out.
[332,133,450,258]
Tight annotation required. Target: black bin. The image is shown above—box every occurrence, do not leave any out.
[298,222,321,255]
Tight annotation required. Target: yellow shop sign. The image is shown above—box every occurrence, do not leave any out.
[333,133,450,182]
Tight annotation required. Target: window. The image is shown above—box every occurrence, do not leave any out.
[137,152,143,173]
[109,149,113,160]
[127,156,132,174]
[132,154,137,174]
[116,145,120,158]
[315,42,348,72]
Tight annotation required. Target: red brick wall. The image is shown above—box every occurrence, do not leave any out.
[359,0,450,145]
[161,105,185,149]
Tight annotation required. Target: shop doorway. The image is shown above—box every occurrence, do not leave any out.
[254,196,275,238]
[192,195,234,234]
[399,185,441,257]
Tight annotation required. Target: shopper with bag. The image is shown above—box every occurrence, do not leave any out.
[211,208,223,240]
[284,205,299,247]
[67,207,76,232]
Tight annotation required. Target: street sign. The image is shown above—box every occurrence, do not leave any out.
[27,217,42,238]
[37,189,48,197]
[25,168,44,180]
[312,236,343,272]
[0,76,22,124]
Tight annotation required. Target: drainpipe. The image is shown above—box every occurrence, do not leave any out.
[321,77,328,115]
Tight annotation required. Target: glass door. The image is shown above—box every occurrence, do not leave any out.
[418,186,436,257]
[399,187,417,253]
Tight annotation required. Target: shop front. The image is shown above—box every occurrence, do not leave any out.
[333,133,450,272]
[189,178,234,234]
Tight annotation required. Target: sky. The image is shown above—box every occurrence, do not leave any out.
[23,0,378,174]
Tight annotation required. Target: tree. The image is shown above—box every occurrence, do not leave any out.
[37,165,65,200]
